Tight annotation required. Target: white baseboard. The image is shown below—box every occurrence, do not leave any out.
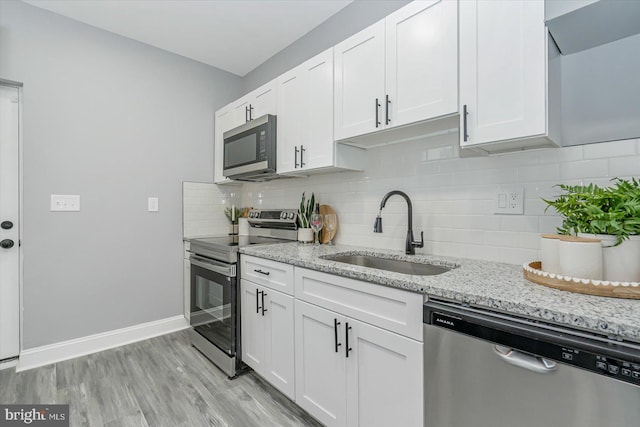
[17,315,189,372]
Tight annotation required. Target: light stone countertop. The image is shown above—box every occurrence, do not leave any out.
[240,242,640,344]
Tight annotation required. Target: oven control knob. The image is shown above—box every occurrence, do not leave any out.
[288,212,295,220]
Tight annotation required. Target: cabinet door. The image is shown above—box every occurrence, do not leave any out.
[250,80,277,120]
[386,0,458,128]
[276,66,305,174]
[241,280,265,372]
[232,97,250,125]
[295,300,347,427]
[334,21,385,141]
[304,48,335,170]
[459,0,546,146]
[263,288,295,399]
[345,318,423,427]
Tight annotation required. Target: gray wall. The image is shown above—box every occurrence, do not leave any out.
[0,0,243,349]
[243,0,411,93]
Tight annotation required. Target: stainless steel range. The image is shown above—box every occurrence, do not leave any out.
[187,208,298,378]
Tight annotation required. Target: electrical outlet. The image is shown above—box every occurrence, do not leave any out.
[494,187,524,215]
[51,194,80,212]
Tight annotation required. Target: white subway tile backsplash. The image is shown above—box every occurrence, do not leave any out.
[583,139,637,159]
[609,156,640,177]
[559,159,609,180]
[191,138,640,265]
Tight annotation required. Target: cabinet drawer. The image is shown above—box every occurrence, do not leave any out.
[241,255,294,295]
[294,267,423,341]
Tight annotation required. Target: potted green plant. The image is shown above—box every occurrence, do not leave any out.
[297,192,315,243]
[543,177,640,282]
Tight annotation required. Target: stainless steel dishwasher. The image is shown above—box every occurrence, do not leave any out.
[423,300,640,427]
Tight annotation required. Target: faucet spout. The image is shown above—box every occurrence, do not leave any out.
[376,190,424,255]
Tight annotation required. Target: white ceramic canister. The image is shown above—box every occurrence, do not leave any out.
[579,233,640,282]
[540,234,562,273]
[238,217,250,236]
[558,236,603,280]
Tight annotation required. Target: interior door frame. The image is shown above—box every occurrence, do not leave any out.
[0,78,24,365]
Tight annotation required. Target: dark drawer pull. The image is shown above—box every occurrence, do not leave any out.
[334,319,342,353]
[254,269,270,276]
[345,322,352,358]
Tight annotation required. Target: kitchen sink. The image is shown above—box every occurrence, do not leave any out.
[324,254,452,276]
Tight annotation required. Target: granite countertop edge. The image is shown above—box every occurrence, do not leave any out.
[240,242,640,344]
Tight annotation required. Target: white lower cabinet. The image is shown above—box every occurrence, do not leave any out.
[241,279,295,399]
[295,299,423,427]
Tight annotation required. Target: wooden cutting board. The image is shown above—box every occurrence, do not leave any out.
[319,204,338,244]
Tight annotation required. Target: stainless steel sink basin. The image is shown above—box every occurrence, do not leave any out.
[325,254,451,276]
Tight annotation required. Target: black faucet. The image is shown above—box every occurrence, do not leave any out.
[373,190,424,255]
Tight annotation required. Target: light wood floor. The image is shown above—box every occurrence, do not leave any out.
[0,330,322,427]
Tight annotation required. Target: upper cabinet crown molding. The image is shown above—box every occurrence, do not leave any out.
[334,0,458,147]
[459,0,561,153]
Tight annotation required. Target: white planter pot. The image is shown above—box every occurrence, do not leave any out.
[297,228,314,243]
[579,234,640,282]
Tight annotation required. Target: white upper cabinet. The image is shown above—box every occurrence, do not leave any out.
[386,0,458,128]
[334,21,386,141]
[213,80,277,184]
[278,48,364,175]
[334,0,458,142]
[459,0,561,152]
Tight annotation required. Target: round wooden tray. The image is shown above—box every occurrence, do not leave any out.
[523,261,640,300]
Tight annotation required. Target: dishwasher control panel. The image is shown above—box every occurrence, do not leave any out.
[426,304,640,387]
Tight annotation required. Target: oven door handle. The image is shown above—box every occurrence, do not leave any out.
[190,255,236,277]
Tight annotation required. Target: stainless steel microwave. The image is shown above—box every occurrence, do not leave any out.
[223,114,277,181]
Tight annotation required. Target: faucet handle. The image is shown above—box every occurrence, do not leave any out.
[413,231,424,248]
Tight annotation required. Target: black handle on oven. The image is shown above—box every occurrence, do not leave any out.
[345,322,352,358]
[334,319,342,353]
[261,291,268,316]
[256,289,261,314]
[254,269,270,276]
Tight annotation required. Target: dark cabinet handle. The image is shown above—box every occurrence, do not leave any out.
[385,94,390,125]
[249,104,254,121]
[300,145,305,167]
[463,104,469,142]
[245,106,249,123]
[375,98,381,128]
[256,289,261,314]
[254,269,270,276]
[294,146,299,168]
[334,319,342,353]
[0,239,14,249]
[345,322,352,357]
[261,291,267,316]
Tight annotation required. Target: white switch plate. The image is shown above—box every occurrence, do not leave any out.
[494,186,524,215]
[148,197,159,212]
[51,194,80,212]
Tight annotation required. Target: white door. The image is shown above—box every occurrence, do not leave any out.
[0,84,20,361]
[249,80,277,120]
[263,288,295,399]
[276,66,305,174]
[334,21,385,141]
[304,48,335,170]
[241,280,265,372]
[459,0,546,146]
[295,300,347,427]
[345,318,423,427]
[386,0,458,128]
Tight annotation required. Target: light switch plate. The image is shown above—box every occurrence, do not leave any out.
[148,197,159,212]
[51,194,80,212]
[494,186,524,215]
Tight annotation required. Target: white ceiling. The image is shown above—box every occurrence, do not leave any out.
[23,0,352,76]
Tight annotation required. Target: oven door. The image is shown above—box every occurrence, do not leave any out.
[190,254,237,357]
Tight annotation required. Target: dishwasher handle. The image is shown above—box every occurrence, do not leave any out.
[494,345,557,374]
